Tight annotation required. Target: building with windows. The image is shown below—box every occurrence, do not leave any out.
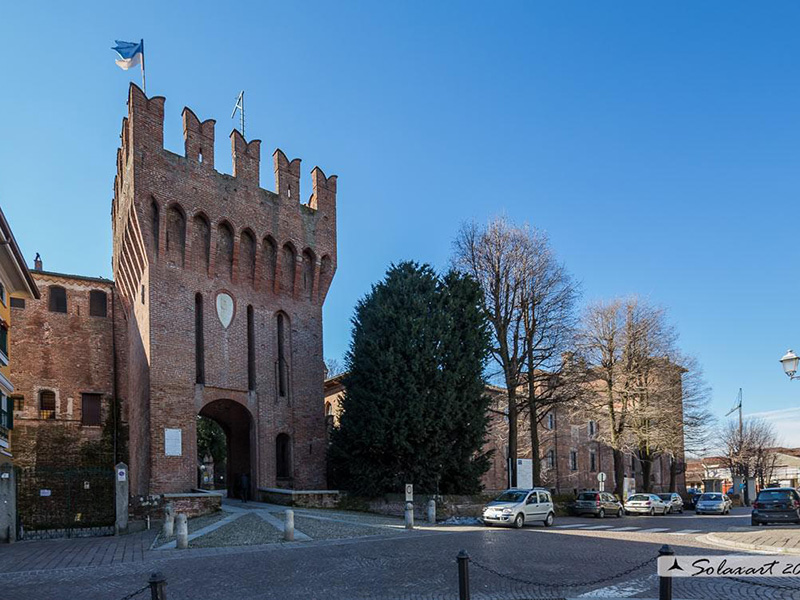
[9,84,338,503]
[0,206,40,542]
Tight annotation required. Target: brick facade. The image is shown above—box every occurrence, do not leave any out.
[11,83,338,500]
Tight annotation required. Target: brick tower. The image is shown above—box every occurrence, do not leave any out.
[111,84,337,496]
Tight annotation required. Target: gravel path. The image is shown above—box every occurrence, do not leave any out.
[293,516,402,540]
[155,511,228,547]
[190,513,283,548]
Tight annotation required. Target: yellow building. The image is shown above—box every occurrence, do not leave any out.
[0,206,39,542]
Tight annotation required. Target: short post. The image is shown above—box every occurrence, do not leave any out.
[404,501,414,529]
[148,571,167,600]
[114,462,129,535]
[659,544,673,600]
[457,550,470,600]
[427,499,436,524]
[162,503,175,537]
[175,513,188,549]
[284,509,295,541]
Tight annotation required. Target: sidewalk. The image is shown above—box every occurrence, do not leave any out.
[705,526,800,554]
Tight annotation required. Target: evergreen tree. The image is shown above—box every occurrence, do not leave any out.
[328,262,491,495]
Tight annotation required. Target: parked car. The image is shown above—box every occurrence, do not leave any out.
[751,488,800,526]
[683,488,702,510]
[571,491,624,518]
[482,488,555,528]
[658,492,684,514]
[625,493,670,516]
[695,492,732,515]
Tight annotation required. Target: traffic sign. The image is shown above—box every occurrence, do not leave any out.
[597,472,606,482]
[405,484,413,502]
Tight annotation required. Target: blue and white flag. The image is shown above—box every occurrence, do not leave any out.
[112,39,144,70]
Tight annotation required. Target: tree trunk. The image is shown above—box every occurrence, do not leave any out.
[507,388,518,488]
[530,397,541,486]
[612,448,625,498]
[668,457,677,492]
[640,455,652,493]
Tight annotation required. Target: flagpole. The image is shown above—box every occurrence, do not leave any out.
[140,39,147,94]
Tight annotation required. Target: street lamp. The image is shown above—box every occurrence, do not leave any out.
[780,349,800,379]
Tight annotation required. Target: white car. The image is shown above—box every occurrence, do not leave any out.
[625,493,670,515]
[695,492,732,515]
[482,488,556,528]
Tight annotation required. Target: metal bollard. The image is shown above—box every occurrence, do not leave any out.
[175,513,188,549]
[162,503,175,537]
[427,499,436,524]
[404,501,414,529]
[284,509,295,541]
[148,571,167,600]
[457,550,470,600]
[659,544,673,600]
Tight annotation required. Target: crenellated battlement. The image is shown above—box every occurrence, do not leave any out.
[120,83,336,213]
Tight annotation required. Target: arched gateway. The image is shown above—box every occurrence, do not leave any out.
[110,84,338,496]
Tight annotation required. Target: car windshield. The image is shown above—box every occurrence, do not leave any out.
[628,494,650,501]
[699,493,721,501]
[578,492,598,501]
[658,494,672,501]
[758,490,795,501]
[494,491,527,503]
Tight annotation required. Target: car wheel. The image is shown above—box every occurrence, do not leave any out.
[624,510,630,516]
[544,513,554,527]
[666,506,672,515]
[513,513,524,529]
[751,518,758,526]
[617,508,623,518]
[649,508,655,517]
[598,508,605,519]
[484,521,493,527]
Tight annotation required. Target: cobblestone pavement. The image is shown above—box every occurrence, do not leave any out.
[704,524,800,554]
[2,506,800,599]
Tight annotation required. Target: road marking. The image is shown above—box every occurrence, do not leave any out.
[669,529,701,535]
[580,525,614,530]
[607,526,641,531]
[556,523,591,528]
[637,527,670,533]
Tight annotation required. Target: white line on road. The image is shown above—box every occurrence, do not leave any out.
[556,524,591,528]
[580,525,614,530]
[606,526,641,531]
[636,527,670,533]
[669,529,701,535]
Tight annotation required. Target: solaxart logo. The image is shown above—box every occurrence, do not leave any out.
[658,555,800,578]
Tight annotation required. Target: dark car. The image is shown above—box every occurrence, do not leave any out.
[684,488,702,510]
[751,488,800,526]
[572,491,624,518]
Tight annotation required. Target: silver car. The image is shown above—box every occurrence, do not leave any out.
[625,493,670,515]
[695,492,732,515]
[658,492,684,514]
[482,488,555,528]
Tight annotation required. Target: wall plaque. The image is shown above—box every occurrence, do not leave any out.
[216,292,234,329]
[165,428,182,457]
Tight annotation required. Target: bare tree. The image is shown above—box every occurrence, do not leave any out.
[518,229,580,486]
[453,218,530,486]
[325,357,345,378]
[722,418,780,490]
[577,297,679,496]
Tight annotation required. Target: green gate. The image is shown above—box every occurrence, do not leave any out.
[16,466,115,535]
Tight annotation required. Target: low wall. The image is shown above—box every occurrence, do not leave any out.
[346,493,495,520]
[258,488,340,508]
[162,493,222,517]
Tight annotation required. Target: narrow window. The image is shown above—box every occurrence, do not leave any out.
[195,293,205,384]
[0,394,10,430]
[546,412,555,430]
[39,390,56,420]
[547,449,555,469]
[588,420,597,437]
[280,244,296,295]
[569,450,578,471]
[262,237,277,291]
[151,199,160,257]
[49,286,67,313]
[89,290,108,317]
[590,450,597,472]
[215,222,234,280]
[240,230,256,287]
[193,214,211,273]
[11,395,23,411]
[0,324,7,357]
[276,433,291,479]
[10,297,25,309]
[277,313,288,397]
[81,393,102,426]
[301,249,315,300]
[166,204,187,267]
[247,305,255,391]
[0,282,5,305]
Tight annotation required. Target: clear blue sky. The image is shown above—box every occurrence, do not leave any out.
[2,1,799,446]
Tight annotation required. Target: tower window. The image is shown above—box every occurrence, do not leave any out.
[81,393,102,426]
[276,433,291,479]
[569,450,578,471]
[277,313,288,397]
[39,390,56,420]
[195,293,205,384]
[89,290,108,317]
[247,305,255,391]
[49,286,67,313]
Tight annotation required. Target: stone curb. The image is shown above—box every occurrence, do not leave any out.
[703,532,800,555]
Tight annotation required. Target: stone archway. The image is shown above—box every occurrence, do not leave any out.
[198,399,253,499]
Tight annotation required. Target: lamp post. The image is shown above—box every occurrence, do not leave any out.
[780,349,800,380]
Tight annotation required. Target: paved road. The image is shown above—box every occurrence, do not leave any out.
[3,507,799,599]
